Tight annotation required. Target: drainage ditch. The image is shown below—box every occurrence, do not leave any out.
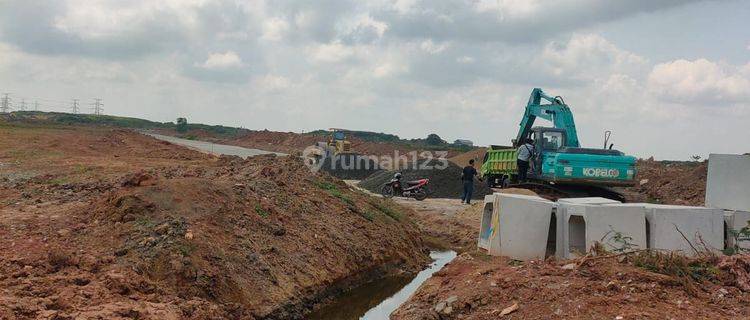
[307,250,457,319]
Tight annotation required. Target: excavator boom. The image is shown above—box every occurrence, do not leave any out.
[514,88,580,148]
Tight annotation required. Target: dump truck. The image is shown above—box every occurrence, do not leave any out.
[481,88,636,200]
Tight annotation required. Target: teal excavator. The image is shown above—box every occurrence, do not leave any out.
[480,88,637,200]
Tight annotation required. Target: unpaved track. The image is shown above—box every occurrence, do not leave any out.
[144,132,286,157]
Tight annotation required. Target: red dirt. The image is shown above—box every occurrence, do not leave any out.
[630,159,707,206]
[392,252,750,319]
[0,123,429,319]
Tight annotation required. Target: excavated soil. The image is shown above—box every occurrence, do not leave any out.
[358,159,492,200]
[392,252,750,319]
[0,123,429,319]
[630,159,707,206]
[391,188,750,320]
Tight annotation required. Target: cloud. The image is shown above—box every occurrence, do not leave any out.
[419,39,449,54]
[261,17,290,42]
[200,51,244,70]
[308,42,355,62]
[376,0,703,43]
[648,59,750,105]
[537,34,647,82]
[0,0,747,160]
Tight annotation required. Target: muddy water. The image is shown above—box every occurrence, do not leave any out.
[308,250,457,320]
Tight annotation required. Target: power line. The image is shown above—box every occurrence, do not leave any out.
[71,99,80,114]
[1,93,11,113]
[90,98,103,115]
[19,99,26,111]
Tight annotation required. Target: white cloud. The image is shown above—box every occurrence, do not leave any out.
[261,17,290,42]
[538,34,647,80]
[200,51,244,70]
[419,39,449,54]
[308,42,355,63]
[456,56,474,64]
[647,59,750,105]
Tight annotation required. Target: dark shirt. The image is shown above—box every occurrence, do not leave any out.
[462,166,477,181]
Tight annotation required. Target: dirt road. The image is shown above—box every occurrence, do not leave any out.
[144,132,286,157]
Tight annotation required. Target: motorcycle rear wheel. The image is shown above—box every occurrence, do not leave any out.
[414,189,428,201]
[381,185,394,198]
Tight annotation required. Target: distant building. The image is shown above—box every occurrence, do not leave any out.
[454,139,473,146]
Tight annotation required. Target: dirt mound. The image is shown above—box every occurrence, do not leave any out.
[0,125,430,319]
[393,251,750,319]
[358,159,491,199]
[318,154,382,180]
[630,160,707,205]
[448,147,487,168]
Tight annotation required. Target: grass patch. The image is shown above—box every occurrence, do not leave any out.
[315,180,356,206]
[315,181,338,191]
[134,216,157,229]
[255,204,270,218]
[631,250,720,293]
[369,199,402,221]
[361,210,375,222]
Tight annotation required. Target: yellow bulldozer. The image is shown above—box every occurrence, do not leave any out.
[305,128,379,179]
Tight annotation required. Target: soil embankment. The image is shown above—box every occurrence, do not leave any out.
[0,123,429,319]
[630,159,707,206]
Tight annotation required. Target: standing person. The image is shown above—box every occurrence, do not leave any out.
[517,138,535,182]
[461,159,479,204]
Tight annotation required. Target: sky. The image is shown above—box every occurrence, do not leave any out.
[0,0,748,160]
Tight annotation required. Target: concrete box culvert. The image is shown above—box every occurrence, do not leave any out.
[556,203,647,259]
[606,203,724,256]
[478,195,496,250]
[557,197,622,205]
[480,193,555,261]
[724,210,750,251]
[706,154,750,212]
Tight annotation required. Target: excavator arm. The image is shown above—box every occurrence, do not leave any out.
[513,88,580,148]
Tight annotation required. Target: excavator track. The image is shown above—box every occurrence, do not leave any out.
[492,183,626,202]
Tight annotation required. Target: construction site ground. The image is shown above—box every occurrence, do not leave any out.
[0,123,430,319]
[1,120,746,320]
[389,191,750,319]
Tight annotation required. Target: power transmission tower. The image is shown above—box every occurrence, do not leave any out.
[71,99,79,114]
[19,99,26,111]
[1,93,11,113]
[34,101,39,111]
[90,98,103,115]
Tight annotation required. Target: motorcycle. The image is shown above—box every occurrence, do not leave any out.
[381,174,430,201]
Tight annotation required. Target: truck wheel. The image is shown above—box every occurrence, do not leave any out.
[500,175,510,189]
[486,176,495,188]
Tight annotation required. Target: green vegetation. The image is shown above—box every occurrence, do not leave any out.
[305,129,475,152]
[255,204,270,218]
[315,181,356,206]
[368,199,402,221]
[724,225,750,255]
[1,111,247,137]
[361,211,375,222]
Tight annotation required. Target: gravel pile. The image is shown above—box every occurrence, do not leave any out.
[358,159,490,199]
[319,154,382,180]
